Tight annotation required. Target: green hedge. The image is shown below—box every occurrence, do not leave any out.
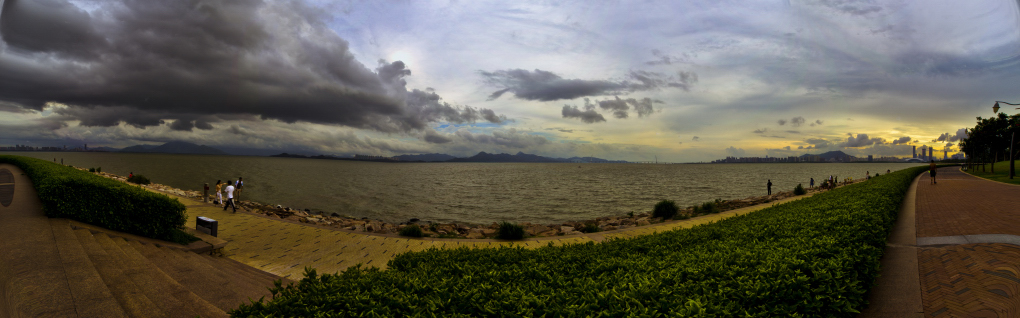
[232,166,926,317]
[0,155,187,241]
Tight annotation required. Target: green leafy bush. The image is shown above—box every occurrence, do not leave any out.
[88,167,96,173]
[577,223,599,233]
[496,221,524,240]
[399,224,424,238]
[0,155,187,243]
[127,174,151,185]
[652,199,679,219]
[794,183,807,195]
[700,201,720,214]
[233,166,928,317]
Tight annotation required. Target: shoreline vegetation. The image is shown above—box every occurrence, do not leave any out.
[87,166,873,239]
[234,166,931,316]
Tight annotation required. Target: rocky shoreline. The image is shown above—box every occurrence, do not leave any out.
[88,168,849,239]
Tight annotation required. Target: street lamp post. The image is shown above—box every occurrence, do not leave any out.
[993,101,1020,179]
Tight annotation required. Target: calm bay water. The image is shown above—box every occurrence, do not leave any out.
[3,152,922,225]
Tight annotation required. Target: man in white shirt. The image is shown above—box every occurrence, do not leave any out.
[223,181,237,213]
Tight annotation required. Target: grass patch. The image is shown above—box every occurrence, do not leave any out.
[964,161,1020,185]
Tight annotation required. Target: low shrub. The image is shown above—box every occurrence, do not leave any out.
[127,174,151,185]
[700,201,720,214]
[577,223,600,233]
[794,183,807,195]
[652,199,679,219]
[88,167,96,173]
[0,155,187,243]
[496,221,524,240]
[233,166,929,317]
[399,224,424,238]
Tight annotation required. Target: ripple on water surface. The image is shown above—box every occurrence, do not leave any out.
[3,152,922,224]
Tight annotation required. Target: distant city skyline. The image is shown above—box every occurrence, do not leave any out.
[1,0,1017,162]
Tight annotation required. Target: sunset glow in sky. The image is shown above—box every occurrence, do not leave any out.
[2,0,1019,162]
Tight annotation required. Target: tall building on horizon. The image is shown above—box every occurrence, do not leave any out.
[913,146,917,159]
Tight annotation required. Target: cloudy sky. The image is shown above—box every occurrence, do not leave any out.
[1,0,1018,162]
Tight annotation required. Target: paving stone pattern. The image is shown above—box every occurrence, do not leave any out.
[913,167,1020,317]
[918,244,1020,317]
[915,168,1020,238]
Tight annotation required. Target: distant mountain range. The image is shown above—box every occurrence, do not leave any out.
[119,141,228,155]
[272,151,631,163]
[393,153,457,162]
[801,150,852,160]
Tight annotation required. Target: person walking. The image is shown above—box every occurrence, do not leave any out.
[223,181,237,212]
[214,180,223,206]
[767,179,773,196]
[930,160,937,184]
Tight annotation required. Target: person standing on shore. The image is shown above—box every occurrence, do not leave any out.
[810,178,814,188]
[214,180,223,206]
[767,179,773,196]
[224,181,237,212]
[930,160,937,184]
[236,177,244,201]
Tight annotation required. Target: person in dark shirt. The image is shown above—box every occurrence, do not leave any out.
[767,179,773,195]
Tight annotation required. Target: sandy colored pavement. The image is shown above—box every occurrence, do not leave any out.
[167,191,818,279]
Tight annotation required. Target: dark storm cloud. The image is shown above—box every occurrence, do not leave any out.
[790,116,806,127]
[598,98,630,119]
[949,128,968,142]
[804,138,832,149]
[0,0,506,133]
[561,104,606,124]
[595,96,659,119]
[840,134,884,148]
[454,129,549,148]
[936,132,950,142]
[777,119,787,126]
[480,68,696,101]
[422,129,452,144]
[891,136,911,145]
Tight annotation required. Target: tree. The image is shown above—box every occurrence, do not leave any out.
[960,113,1020,174]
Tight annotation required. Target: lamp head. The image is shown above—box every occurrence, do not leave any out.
[993,102,1000,114]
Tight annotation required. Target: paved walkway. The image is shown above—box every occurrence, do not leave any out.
[913,167,1020,317]
[169,190,819,279]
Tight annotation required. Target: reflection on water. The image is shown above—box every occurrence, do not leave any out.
[3,152,922,225]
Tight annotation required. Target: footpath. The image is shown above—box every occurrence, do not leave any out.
[862,167,1020,317]
[176,190,818,279]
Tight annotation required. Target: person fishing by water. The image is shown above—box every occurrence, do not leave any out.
[810,177,814,189]
[930,160,937,184]
[767,179,772,196]
[214,180,223,206]
[224,181,237,213]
